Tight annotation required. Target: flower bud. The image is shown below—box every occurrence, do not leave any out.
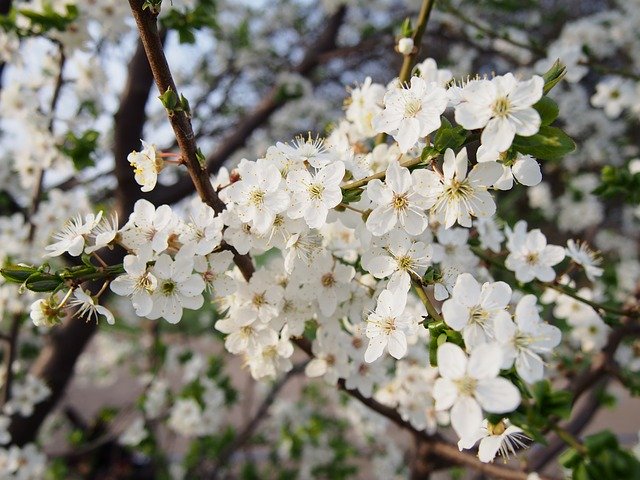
[397,37,414,55]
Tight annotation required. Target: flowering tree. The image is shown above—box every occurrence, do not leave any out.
[1,0,640,478]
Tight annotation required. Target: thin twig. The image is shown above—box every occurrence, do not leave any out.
[209,362,306,478]
[1,315,21,406]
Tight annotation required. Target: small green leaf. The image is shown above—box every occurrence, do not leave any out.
[400,17,413,37]
[1,264,38,284]
[158,87,179,111]
[541,59,567,94]
[25,272,62,292]
[341,187,363,205]
[512,126,575,161]
[434,117,467,152]
[533,96,559,126]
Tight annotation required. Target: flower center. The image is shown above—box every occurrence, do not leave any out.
[381,316,396,334]
[404,98,422,117]
[444,179,473,200]
[469,305,488,324]
[488,421,507,436]
[454,376,478,396]
[397,255,413,271]
[252,293,266,308]
[308,183,325,200]
[160,280,176,296]
[249,188,265,206]
[392,194,409,211]
[321,273,336,287]
[136,273,156,293]
[492,96,511,117]
[525,252,539,265]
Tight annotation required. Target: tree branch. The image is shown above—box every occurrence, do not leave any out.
[148,6,347,207]
[208,362,306,478]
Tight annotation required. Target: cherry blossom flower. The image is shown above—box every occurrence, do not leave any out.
[565,239,603,281]
[110,250,157,317]
[128,140,164,192]
[286,161,345,228]
[69,288,115,325]
[477,146,542,190]
[494,295,561,383]
[442,273,512,349]
[362,230,436,293]
[373,76,448,152]
[226,158,290,235]
[433,342,521,440]
[147,250,206,323]
[414,148,502,228]
[119,199,177,254]
[366,160,431,236]
[277,135,335,169]
[455,73,543,153]
[178,200,224,255]
[29,298,63,327]
[364,289,419,362]
[44,211,103,257]
[505,221,565,282]
[458,419,530,463]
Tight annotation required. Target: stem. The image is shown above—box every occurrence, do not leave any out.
[342,154,431,191]
[1,315,21,406]
[551,425,588,455]
[398,0,437,83]
[412,276,443,323]
[338,203,366,214]
[375,0,437,146]
[470,246,633,318]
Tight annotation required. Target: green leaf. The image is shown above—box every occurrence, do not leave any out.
[533,96,559,126]
[593,166,640,205]
[25,272,62,292]
[158,87,179,110]
[434,117,467,152]
[341,187,363,205]
[400,17,413,37]
[512,126,575,161]
[60,129,100,171]
[1,264,38,284]
[541,59,567,94]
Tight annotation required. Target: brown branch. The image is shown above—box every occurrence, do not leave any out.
[113,34,165,214]
[148,6,347,207]
[208,362,306,478]
[28,42,66,241]
[7,19,159,448]
[1,314,21,406]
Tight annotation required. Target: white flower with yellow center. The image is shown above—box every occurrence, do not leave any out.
[442,273,512,349]
[373,76,448,152]
[454,73,543,153]
[458,419,530,463]
[361,229,435,293]
[226,158,290,235]
[366,160,432,236]
[413,148,502,228]
[494,295,561,383]
[286,161,345,228]
[128,140,164,192]
[364,289,419,362]
[110,250,158,317]
[433,342,521,441]
[505,220,565,282]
